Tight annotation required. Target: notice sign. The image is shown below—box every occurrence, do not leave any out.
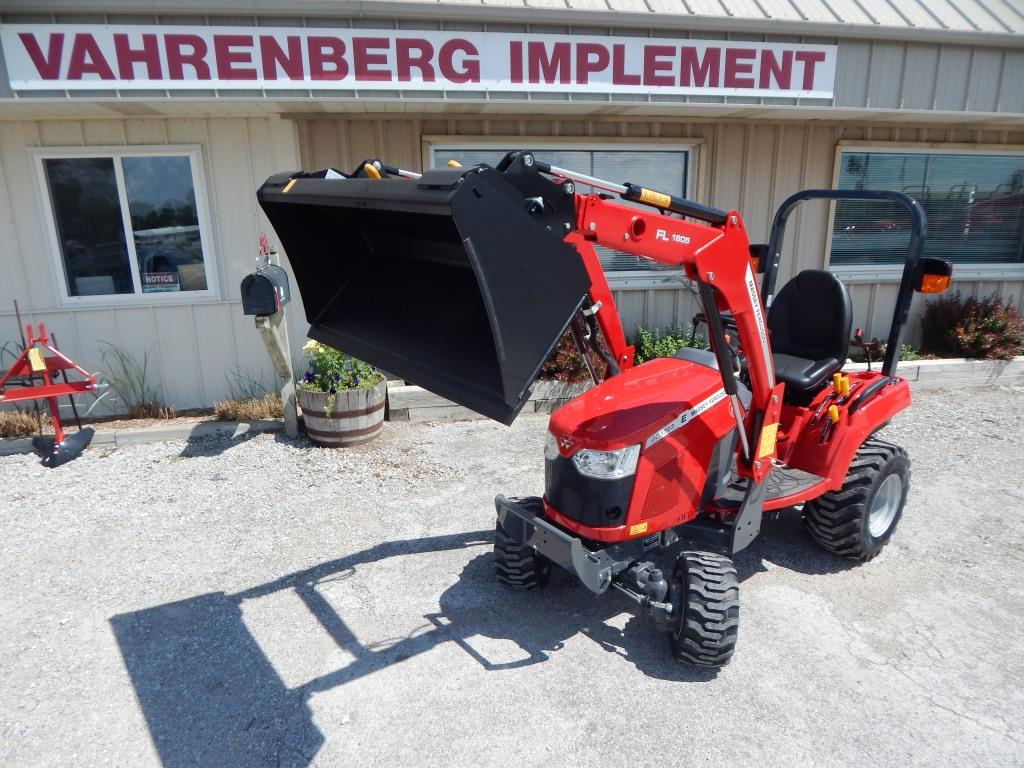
[141,272,180,293]
[0,24,837,98]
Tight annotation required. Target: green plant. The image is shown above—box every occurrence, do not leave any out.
[631,326,708,365]
[299,340,382,414]
[849,341,926,364]
[99,342,165,418]
[921,292,1024,360]
[226,368,274,400]
[898,344,922,362]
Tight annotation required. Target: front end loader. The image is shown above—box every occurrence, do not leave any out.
[258,152,952,666]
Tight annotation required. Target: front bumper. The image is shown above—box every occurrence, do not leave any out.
[495,495,651,595]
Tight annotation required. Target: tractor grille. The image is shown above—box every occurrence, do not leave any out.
[544,455,635,528]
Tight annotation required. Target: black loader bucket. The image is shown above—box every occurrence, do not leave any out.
[257,163,590,424]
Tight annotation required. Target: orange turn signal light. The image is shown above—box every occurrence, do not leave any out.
[919,273,950,294]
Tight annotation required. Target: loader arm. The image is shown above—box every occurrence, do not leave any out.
[570,192,780,480]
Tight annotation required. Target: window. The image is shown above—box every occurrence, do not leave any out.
[430,144,692,273]
[830,147,1024,270]
[37,148,216,300]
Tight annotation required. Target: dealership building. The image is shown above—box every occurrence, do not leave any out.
[0,0,1021,411]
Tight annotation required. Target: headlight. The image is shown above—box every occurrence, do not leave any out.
[572,444,641,480]
[544,431,560,461]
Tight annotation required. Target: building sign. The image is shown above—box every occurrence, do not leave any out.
[0,24,837,98]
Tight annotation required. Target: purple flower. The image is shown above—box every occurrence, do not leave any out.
[352,375,359,387]
[329,387,337,394]
[332,374,341,382]
[303,371,315,383]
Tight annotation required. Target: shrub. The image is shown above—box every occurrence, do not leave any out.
[99,342,169,417]
[848,341,926,364]
[632,326,708,365]
[538,330,608,382]
[214,394,283,422]
[0,408,48,438]
[921,293,1024,360]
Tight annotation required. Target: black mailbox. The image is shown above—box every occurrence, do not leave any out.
[241,264,290,316]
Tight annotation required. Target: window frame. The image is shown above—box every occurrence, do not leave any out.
[424,137,703,290]
[826,140,1024,284]
[32,144,220,307]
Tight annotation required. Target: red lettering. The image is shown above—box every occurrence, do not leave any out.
[509,41,523,84]
[307,36,348,81]
[396,39,435,83]
[260,35,303,80]
[113,33,161,80]
[527,41,569,85]
[166,35,211,80]
[758,50,792,90]
[439,39,479,84]
[679,47,719,87]
[575,43,609,85]
[612,44,640,86]
[214,35,256,80]
[19,33,63,79]
[353,37,390,82]
[795,50,826,90]
[67,34,114,80]
[643,45,674,87]
[724,48,756,89]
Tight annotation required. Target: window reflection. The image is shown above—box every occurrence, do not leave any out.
[123,156,208,293]
[44,157,133,296]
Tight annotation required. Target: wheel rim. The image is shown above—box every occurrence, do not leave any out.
[868,473,902,538]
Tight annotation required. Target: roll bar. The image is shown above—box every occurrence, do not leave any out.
[762,190,928,378]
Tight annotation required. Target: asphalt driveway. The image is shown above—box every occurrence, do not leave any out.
[1,385,1022,767]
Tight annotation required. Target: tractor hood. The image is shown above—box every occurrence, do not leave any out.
[548,357,728,454]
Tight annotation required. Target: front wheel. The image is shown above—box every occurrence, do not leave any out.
[668,551,740,667]
[494,519,550,590]
[804,437,910,561]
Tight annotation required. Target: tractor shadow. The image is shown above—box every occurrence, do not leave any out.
[109,514,848,767]
[734,507,862,581]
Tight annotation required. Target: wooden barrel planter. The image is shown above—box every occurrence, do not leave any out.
[298,379,387,447]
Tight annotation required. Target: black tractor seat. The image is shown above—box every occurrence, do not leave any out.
[767,269,852,398]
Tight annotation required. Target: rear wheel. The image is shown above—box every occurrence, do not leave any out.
[494,520,550,590]
[668,551,740,667]
[804,437,910,561]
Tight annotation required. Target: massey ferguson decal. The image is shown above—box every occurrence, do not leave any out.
[644,389,728,448]
[1,25,837,97]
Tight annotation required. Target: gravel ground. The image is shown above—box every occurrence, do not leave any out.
[1,385,1023,768]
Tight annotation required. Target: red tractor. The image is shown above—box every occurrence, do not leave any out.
[258,151,952,666]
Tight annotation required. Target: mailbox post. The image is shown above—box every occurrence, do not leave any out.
[241,243,299,437]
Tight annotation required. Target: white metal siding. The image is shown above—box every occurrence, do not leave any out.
[0,116,306,411]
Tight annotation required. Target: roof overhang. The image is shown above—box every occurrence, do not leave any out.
[3,0,1022,49]
[2,95,1022,127]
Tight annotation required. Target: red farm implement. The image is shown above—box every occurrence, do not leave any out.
[0,322,98,467]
